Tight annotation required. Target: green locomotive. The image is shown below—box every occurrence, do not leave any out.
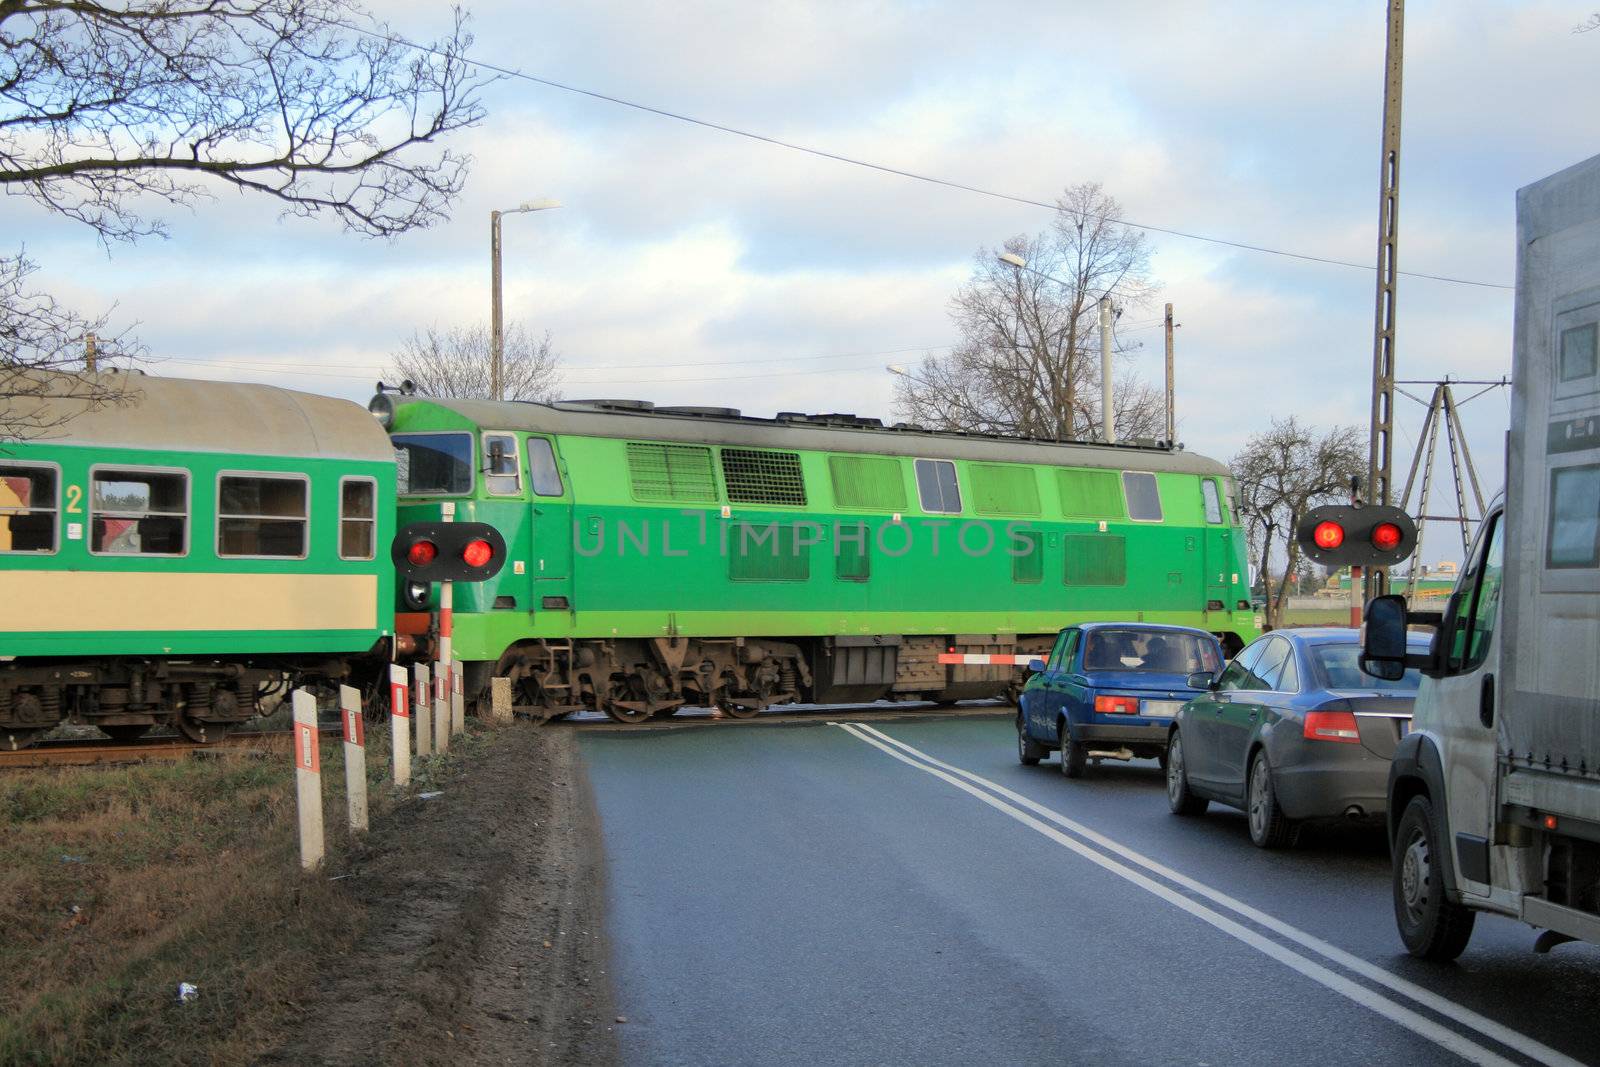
[375,393,1258,723]
[0,372,396,748]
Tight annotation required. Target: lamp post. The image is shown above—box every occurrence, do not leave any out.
[490,198,561,401]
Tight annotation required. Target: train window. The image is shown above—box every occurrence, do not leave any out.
[835,523,870,581]
[722,448,807,506]
[1063,534,1126,586]
[1201,479,1224,524]
[728,523,810,582]
[627,443,718,502]
[828,455,906,511]
[1012,530,1044,583]
[339,477,377,560]
[1057,469,1123,519]
[0,464,57,553]
[1547,464,1600,569]
[89,468,187,556]
[527,438,564,497]
[1122,471,1163,522]
[217,474,307,558]
[392,433,473,496]
[914,459,962,514]
[970,463,1040,516]
[483,434,521,495]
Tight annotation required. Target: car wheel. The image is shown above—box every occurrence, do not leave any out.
[1393,795,1476,961]
[1059,720,1086,779]
[1246,751,1296,849]
[1017,713,1046,766]
[1166,730,1208,816]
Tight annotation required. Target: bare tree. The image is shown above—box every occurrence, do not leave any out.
[892,183,1162,441]
[1576,12,1600,32]
[0,0,487,436]
[1231,417,1366,629]
[388,324,563,402]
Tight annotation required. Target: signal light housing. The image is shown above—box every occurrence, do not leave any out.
[391,521,507,582]
[1295,504,1418,569]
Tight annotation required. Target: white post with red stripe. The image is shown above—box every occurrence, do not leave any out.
[440,501,455,739]
[389,664,411,787]
[414,662,433,758]
[292,689,324,871]
[433,659,449,753]
[339,684,368,833]
[451,656,465,735]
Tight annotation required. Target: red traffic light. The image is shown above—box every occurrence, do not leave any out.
[1313,521,1345,550]
[407,540,438,567]
[461,538,494,568]
[1371,522,1403,552]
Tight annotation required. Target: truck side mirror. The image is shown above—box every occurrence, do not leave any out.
[1360,594,1410,681]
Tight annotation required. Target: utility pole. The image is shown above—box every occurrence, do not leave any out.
[1163,303,1175,444]
[1099,296,1116,444]
[84,332,97,372]
[489,210,504,402]
[1364,0,1405,604]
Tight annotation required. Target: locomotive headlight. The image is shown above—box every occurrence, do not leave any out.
[403,579,432,611]
[368,392,395,428]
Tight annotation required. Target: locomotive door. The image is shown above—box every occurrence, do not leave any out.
[1200,478,1233,616]
[526,435,573,615]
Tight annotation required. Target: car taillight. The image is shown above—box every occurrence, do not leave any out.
[1095,695,1140,715]
[461,538,493,568]
[1304,710,1361,744]
[407,540,438,567]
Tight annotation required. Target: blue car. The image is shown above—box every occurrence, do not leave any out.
[1017,623,1226,778]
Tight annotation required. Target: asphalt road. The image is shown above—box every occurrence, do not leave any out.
[578,713,1600,1067]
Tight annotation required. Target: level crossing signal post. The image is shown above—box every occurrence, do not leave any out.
[1295,503,1419,627]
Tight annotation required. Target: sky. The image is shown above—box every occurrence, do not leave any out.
[8,0,1599,567]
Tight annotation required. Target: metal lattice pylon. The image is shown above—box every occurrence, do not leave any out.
[1394,378,1505,600]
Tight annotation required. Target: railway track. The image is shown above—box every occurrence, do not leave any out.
[0,727,342,770]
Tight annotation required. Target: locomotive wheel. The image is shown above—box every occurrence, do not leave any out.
[175,716,233,744]
[720,700,762,720]
[602,700,654,725]
[100,724,151,743]
[650,706,681,719]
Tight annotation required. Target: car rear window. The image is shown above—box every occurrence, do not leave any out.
[1314,644,1423,691]
[1082,630,1220,674]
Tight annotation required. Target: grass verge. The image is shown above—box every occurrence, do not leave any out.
[0,721,460,1066]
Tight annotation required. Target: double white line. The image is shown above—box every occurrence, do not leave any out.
[831,720,1583,1067]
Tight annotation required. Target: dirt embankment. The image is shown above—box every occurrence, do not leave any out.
[261,723,618,1067]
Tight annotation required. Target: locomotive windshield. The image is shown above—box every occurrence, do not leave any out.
[392,432,473,496]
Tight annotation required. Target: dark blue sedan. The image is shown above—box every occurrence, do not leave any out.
[1165,627,1427,848]
[1017,623,1225,778]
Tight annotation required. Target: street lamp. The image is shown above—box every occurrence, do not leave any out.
[490,198,561,401]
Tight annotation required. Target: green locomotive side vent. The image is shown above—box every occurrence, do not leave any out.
[721,448,807,506]
[1012,531,1045,583]
[626,442,718,502]
[729,523,810,582]
[1057,468,1124,519]
[1064,534,1127,586]
[835,523,870,581]
[827,455,906,511]
[970,463,1041,517]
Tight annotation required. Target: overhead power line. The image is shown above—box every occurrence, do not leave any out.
[355,25,1514,291]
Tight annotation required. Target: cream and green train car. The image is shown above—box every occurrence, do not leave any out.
[375,393,1259,723]
[0,373,396,748]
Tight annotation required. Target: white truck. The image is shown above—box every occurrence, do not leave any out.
[1362,152,1600,959]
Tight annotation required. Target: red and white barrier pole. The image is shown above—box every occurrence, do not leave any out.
[440,501,455,738]
[292,689,324,871]
[434,659,449,753]
[414,662,433,758]
[452,657,465,735]
[340,684,368,833]
[389,664,411,787]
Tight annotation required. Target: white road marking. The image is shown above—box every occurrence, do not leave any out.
[846,722,1585,1067]
[833,722,1551,1067]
